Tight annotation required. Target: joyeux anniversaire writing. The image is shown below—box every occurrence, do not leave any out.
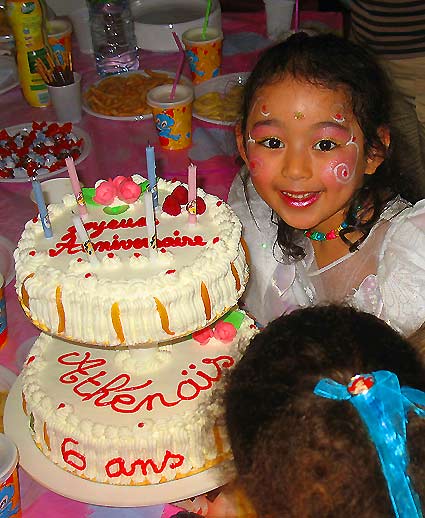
[49,350,233,479]
[48,216,207,257]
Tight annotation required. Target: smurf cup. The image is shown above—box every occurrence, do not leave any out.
[47,19,73,67]
[182,27,223,85]
[0,434,21,517]
[147,84,194,151]
[0,274,7,350]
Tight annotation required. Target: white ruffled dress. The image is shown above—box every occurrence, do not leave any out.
[228,171,425,336]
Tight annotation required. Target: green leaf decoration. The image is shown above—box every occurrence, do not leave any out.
[222,309,245,330]
[103,205,129,215]
[140,180,150,193]
[82,187,98,206]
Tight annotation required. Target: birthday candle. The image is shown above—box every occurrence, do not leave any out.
[144,189,157,260]
[65,156,88,221]
[31,176,53,238]
[187,163,197,224]
[72,212,99,265]
[146,145,158,208]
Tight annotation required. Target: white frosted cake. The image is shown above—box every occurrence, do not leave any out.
[20,309,258,485]
[14,176,249,346]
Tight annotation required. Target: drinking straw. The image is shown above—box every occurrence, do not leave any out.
[169,25,185,100]
[202,0,212,40]
[294,0,300,32]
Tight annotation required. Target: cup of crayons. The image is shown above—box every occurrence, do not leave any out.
[36,50,82,123]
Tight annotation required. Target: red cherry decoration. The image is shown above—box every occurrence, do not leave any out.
[196,196,206,215]
[171,185,188,205]
[162,195,181,216]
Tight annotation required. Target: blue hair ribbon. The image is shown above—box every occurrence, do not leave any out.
[314,371,425,518]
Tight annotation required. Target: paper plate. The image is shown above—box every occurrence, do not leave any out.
[4,376,235,506]
[193,72,248,126]
[0,55,19,95]
[0,123,91,183]
[82,69,192,121]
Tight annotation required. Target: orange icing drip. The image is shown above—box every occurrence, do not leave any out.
[21,273,35,310]
[201,282,211,321]
[43,422,51,451]
[241,237,251,265]
[55,286,65,333]
[213,425,224,455]
[111,302,125,344]
[231,262,241,291]
[22,393,27,416]
[154,297,175,336]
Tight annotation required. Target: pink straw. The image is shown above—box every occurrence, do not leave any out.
[170,26,185,100]
[294,0,300,32]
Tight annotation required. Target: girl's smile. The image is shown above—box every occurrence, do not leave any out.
[237,76,383,234]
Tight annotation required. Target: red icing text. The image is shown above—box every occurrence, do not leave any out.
[48,217,207,256]
[58,351,234,413]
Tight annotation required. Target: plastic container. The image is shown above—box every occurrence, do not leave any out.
[0,273,7,350]
[86,0,139,76]
[6,0,49,107]
[0,434,21,517]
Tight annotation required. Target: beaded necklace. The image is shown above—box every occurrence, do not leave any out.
[304,220,348,241]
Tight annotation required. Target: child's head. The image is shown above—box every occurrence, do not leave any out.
[236,33,415,259]
[225,305,425,518]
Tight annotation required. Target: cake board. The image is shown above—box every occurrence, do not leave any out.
[4,377,235,507]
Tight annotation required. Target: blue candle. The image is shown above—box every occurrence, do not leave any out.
[146,145,158,208]
[31,176,53,239]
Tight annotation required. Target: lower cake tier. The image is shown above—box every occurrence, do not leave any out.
[20,310,258,485]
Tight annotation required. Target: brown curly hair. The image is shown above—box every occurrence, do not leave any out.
[225,305,425,517]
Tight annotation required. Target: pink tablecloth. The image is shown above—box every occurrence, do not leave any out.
[0,10,268,518]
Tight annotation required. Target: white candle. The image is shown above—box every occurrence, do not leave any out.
[187,163,197,224]
[66,156,88,221]
[72,212,99,265]
[144,189,157,259]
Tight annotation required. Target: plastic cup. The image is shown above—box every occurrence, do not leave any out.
[147,84,194,151]
[47,19,73,67]
[0,274,6,350]
[264,0,295,40]
[47,72,82,123]
[182,27,223,85]
[29,177,83,206]
[0,434,21,517]
[69,7,93,54]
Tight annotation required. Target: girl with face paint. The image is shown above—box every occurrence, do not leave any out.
[228,32,425,336]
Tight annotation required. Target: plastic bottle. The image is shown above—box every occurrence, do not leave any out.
[86,0,139,76]
[6,0,49,107]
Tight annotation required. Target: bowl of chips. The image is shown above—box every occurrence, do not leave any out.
[82,69,192,121]
[193,72,248,125]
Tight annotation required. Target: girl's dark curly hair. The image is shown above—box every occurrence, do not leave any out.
[238,32,418,261]
[225,305,425,518]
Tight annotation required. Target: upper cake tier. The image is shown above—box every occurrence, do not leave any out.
[14,176,249,346]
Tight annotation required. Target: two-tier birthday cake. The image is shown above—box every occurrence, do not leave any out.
[15,175,258,485]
